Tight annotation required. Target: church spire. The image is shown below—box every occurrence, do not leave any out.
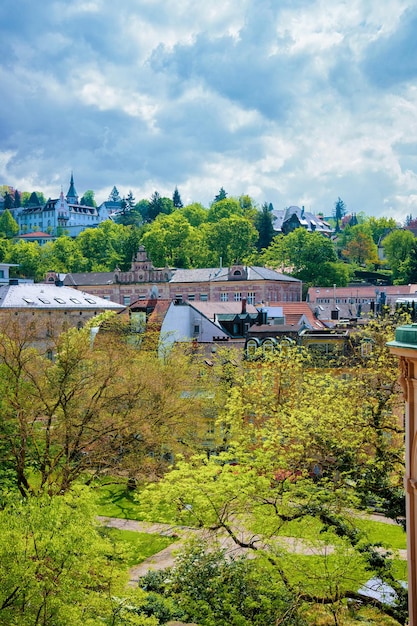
[66,172,79,205]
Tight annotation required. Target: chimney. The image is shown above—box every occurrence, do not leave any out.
[241,298,247,314]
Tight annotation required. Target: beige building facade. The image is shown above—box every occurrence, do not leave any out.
[60,246,302,307]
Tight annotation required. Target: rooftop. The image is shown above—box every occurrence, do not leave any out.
[0,283,123,310]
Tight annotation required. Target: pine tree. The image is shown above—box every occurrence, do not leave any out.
[172,187,183,209]
[14,190,21,208]
[254,202,275,251]
[213,187,227,203]
[3,191,13,211]
[126,190,135,209]
[333,197,346,232]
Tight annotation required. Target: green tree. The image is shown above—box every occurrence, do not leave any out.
[13,189,21,208]
[367,216,397,244]
[213,187,227,203]
[382,229,416,283]
[40,236,89,273]
[5,240,44,278]
[0,209,19,239]
[397,238,417,284]
[116,194,143,228]
[172,186,183,209]
[254,202,275,251]
[259,229,351,286]
[3,191,14,211]
[179,202,208,227]
[333,196,346,232]
[341,224,379,267]
[75,221,131,270]
[144,191,174,223]
[204,215,258,266]
[21,191,46,207]
[80,189,97,207]
[141,329,407,624]
[126,190,135,210]
[207,197,243,222]
[140,539,301,626]
[0,316,207,496]
[142,212,195,267]
[0,488,155,626]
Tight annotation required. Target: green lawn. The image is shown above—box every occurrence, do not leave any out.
[92,478,407,582]
[277,514,406,550]
[103,527,175,567]
[93,479,145,520]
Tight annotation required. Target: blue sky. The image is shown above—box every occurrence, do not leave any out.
[1,0,417,220]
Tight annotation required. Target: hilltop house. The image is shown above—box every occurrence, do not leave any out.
[272,206,333,235]
[13,175,119,238]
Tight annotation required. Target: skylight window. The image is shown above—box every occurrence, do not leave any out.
[84,298,96,304]
[70,298,81,304]
[38,298,51,304]
[54,298,66,304]
[22,297,35,304]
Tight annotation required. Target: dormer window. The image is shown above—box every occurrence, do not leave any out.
[233,270,241,276]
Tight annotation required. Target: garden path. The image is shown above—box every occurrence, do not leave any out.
[97,515,407,586]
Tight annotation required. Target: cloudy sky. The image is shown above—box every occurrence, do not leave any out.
[1,0,417,220]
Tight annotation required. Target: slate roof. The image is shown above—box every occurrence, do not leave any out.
[170,266,300,283]
[272,206,333,234]
[0,283,123,310]
[170,268,227,282]
[64,272,117,286]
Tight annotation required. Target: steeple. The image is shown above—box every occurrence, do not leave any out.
[66,172,79,205]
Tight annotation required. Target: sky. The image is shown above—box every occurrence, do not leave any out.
[1,0,417,221]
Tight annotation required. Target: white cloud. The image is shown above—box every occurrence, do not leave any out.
[1,0,417,218]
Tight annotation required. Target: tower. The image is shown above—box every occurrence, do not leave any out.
[66,173,79,205]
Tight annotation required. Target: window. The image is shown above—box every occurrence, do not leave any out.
[361,340,373,357]
[123,296,130,306]
[54,298,66,304]
[234,292,242,301]
[220,292,228,302]
[200,294,208,301]
[103,295,110,300]
[22,297,35,304]
[193,324,200,335]
[70,298,81,304]
[85,298,96,304]
[188,294,195,301]
[247,292,255,304]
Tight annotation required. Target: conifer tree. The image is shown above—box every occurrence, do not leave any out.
[172,186,183,209]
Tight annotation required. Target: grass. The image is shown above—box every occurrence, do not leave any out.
[277,513,406,550]
[93,479,145,520]
[103,527,175,567]
[354,517,406,550]
[92,478,408,583]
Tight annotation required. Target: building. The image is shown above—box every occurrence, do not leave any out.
[272,205,333,235]
[0,279,123,348]
[0,262,19,284]
[14,174,117,238]
[62,246,302,306]
[307,284,417,323]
